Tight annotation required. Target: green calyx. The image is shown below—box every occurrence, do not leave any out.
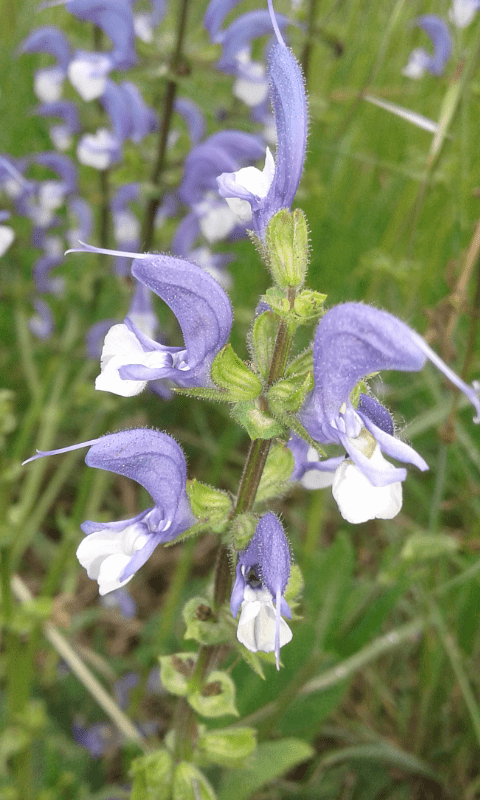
[265,208,309,288]
[211,344,262,401]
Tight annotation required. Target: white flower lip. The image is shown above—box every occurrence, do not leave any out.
[76,522,150,596]
[332,446,403,524]
[236,585,292,656]
[95,323,171,397]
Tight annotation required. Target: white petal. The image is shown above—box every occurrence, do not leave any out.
[237,592,292,654]
[34,67,64,102]
[301,469,335,490]
[68,55,110,101]
[50,125,72,152]
[97,554,134,595]
[76,524,149,594]
[113,211,140,245]
[332,448,403,524]
[449,0,478,27]
[0,226,14,256]
[199,204,238,242]
[402,49,428,80]
[224,197,253,223]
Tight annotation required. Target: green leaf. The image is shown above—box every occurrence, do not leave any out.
[401,532,459,562]
[232,400,285,440]
[173,762,216,800]
[188,671,238,718]
[218,738,314,800]
[159,653,197,697]
[318,743,441,783]
[211,345,262,400]
[198,727,257,768]
[255,443,294,504]
[130,750,173,800]
[183,597,232,646]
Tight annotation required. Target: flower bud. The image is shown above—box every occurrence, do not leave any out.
[265,208,309,288]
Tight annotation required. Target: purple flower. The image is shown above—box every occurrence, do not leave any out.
[29,299,55,339]
[111,183,141,273]
[34,100,81,151]
[231,513,292,669]
[67,197,93,249]
[67,0,137,69]
[174,97,206,146]
[99,587,137,618]
[24,429,196,594]
[403,15,452,79]
[69,245,233,395]
[20,26,71,102]
[300,303,480,523]
[217,27,307,238]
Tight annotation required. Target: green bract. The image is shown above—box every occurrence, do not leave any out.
[173,762,216,800]
[183,597,232,645]
[130,750,173,800]
[198,726,257,768]
[187,671,238,718]
[159,652,197,696]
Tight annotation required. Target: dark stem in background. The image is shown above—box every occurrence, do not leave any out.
[301,0,319,83]
[98,168,111,248]
[92,25,111,249]
[174,287,298,761]
[141,0,190,250]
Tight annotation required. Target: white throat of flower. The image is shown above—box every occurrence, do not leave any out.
[332,442,403,524]
[236,584,292,664]
[76,521,150,596]
[224,148,275,223]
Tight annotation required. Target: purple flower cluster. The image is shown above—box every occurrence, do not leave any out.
[21,0,480,680]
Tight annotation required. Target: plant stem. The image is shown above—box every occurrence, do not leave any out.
[142,0,190,249]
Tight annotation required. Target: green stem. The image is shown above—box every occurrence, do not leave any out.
[142,0,190,249]
[172,288,298,756]
[301,0,319,83]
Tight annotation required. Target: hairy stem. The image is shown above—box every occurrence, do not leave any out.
[142,0,190,249]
